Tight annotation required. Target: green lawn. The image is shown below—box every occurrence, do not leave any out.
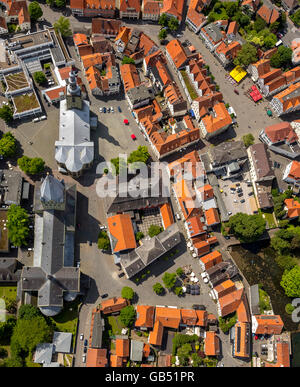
[0,286,17,301]
[106,315,126,337]
[180,70,198,100]
[260,210,277,229]
[49,299,81,348]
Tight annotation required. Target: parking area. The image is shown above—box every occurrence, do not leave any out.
[218,175,254,216]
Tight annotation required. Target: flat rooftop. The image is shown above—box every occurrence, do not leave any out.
[12,91,40,113]
[8,30,52,50]
[4,71,29,92]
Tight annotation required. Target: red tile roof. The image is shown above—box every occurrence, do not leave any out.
[116,337,130,357]
[135,305,155,328]
[253,315,284,335]
[257,4,280,24]
[265,342,290,367]
[264,122,297,144]
[73,33,89,46]
[86,348,108,367]
[161,0,185,21]
[160,203,174,229]
[107,214,136,253]
[204,332,220,356]
[218,288,244,317]
[120,0,141,13]
[205,208,220,226]
[284,198,300,219]
[200,250,222,270]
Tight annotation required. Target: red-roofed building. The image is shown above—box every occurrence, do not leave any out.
[259,121,298,147]
[199,250,222,271]
[265,342,290,367]
[191,92,223,122]
[160,0,185,22]
[205,208,220,227]
[185,215,206,239]
[186,0,210,33]
[271,81,300,116]
[166,39,198,70]
[180,309,198,326]
[252,315,284,335]
[119,0,141,19]
[217,288,244,317]
[257,4,280,25]
[86,348,108,367]
[204,331,220,356]
[160,203,175,229]
[215,40,241,68]
[227,21,238,40]
[199,102,232,139]
[70,0,116,18]
[107,214,136,253]
[3,1,30,33]
[241,0,260,15]
[91,18,121,37]
[135,305,155,330]
[284,198,300,219]
[142,0,161,21]
[283,160,300,185]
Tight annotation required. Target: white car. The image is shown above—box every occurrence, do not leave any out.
[99,225,107,230]
[176,213,181,220]
[111,106,114,113]
[40,115,46,120]
[82,354,86,363]
[228,211,232,215]
[80,333,84,341]
[99,107,102,113]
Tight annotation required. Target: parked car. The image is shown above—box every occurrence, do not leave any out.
[40,115,46,120]
[192,304,206,310]
[107,107,110,113]
[32,117,40,123]
[103,107,106,113]
[200,272,209,284]
[80,333,84,341]
[234,199,238,203]
[238,192,243,197]
[111,106,114,113]
[84,339,88,347]
[83,346,87,353]
[99,107,102,113]
[82,355,86,363]
[176,213,181,220]
[248,192,253,196]
[228,211,232,215]
[101,293,108,299]
[234,89,239,95]
[131,134,137,140]
[118,272,125,278]
[88,241,92,246]
[240,199,245,203]
[99,225,107,230]
[118,106,122,112]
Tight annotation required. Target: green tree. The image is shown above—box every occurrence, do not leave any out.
[285,303,295,315]
[219,313,237,333]
[162,272,177,289]
[54,16,72,37]
[148,224,163,238]
[17,156,45,175]
[33,71,46,85]
[158,28,167,41]
[176,267,184,277]
[110,156,127,175]
[264,33,277,49]
[158,13,169,27]
[254,16,266,32]
[227,212,266,243]
[55,0,66,7]
[121,286,134,301]
[224,1,238,17]
[122,56,135,65]
[191,352,203,367]
[275,255,297,271]
[242,133,254,148]
[0,105,13,124]
[7,204,30,247]
[0,132,17,157]
[291,9,300,27]
[119,305,136,327]
[10,316,53,363]
[18,305,41,320]
[46,0,55,6]
[153,282,164,295]
[0,317,16,342]
[174,287,183,296]
[168,17,179,31]
[98,230,110,250]
[128,146,149,164]
[28,1,43,22]
[269,21,280,33]
[234,43,257,68]
[281,266,300,297]
[270,46,292,69]
[135,231,144,241]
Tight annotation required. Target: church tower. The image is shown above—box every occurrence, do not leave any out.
[66,67,83,111]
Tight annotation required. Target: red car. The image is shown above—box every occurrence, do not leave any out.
[131,134,136,140]
[234,89,239,95]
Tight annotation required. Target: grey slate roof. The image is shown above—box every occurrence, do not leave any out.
[0,258,19,282]
[34,343,54,364]
[250,284,260,315]
[130,340,144,362]
[91,311,104,349]
[0,170,23,205]
[127,86,155,106]
[207,141,247,167]
[55,98,94,173]
[20,177,79,317]
[52,331,72,353]
[248,143,275,181]
[120,223,181,278]
[40,175,65,204]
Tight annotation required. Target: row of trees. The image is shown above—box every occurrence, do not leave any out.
[110,146,150,175]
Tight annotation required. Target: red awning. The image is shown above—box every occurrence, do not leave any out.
[124,119,129,124]
[250,85,262,102]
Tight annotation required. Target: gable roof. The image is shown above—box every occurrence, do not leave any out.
[160,0,185,21]
[107,214,136,253]
[218,288,244,317]
[116,336,130,357]
[155,306,181,328]
[257,4,280,24]
[204,331,220,356]
[135,305,155,328]
[284,198,300,218]
[86,348,108,367]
